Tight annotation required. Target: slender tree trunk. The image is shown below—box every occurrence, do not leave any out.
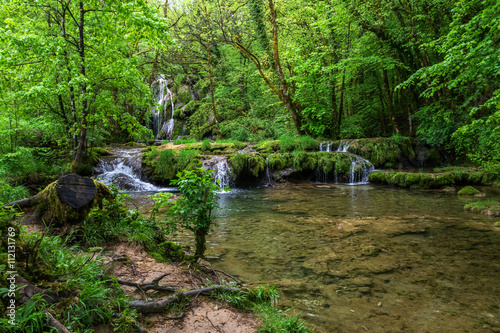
[382,68,399,134]
[74,2,88,164]
[337,22,351,138]
[268,0,302,134]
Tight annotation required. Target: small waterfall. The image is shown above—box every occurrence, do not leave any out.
[346,155,374,185]
[151,75,175,139]
[263,157,274,187]
[202,156,233,191]
[95,148,170,192]
[317,140,373,185]
[336,142,351,152]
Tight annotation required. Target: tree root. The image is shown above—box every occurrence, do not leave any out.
[117,273,177,293]
[46,312,71,333]
[129,286,244,313]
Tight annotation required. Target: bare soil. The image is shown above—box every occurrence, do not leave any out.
[102,243,259,333]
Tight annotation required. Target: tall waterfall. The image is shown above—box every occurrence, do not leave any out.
[151,75,175,140]
[318,141,374,185]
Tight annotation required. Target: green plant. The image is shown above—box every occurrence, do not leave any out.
[201,138,211,151]
[169,168,227,259]
[0,184,30,204]
[0,294,48,333]
[279,135,297,152]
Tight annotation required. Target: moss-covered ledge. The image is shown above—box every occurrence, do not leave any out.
[369,168,500,189]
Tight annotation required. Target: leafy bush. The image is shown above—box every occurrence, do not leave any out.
[279,135,297,152]
[231,127,250,141]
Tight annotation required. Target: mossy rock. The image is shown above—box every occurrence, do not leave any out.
[160,241,186,262]
[493,221,500,227]
[464,200,500,217]
[254,140,281,153]
[458,186,482,196]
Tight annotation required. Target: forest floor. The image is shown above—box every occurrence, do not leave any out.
[97,242,259,333]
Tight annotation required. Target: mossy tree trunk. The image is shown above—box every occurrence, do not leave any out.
[4,174,111,232]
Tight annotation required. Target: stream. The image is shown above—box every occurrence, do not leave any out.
[96,148,500,332]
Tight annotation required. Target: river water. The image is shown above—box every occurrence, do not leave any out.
[204,184,500,332]
[97,148,500,332]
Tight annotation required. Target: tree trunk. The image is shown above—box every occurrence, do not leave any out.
[382,68,399,134]
[268,0,302,135]
[74,2,88,165]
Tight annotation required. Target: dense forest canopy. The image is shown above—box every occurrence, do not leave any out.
[0,0,499,172]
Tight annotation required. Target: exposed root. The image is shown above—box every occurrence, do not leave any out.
[129,286,244,313]
[117,273,176,293]
[47,312,71,333]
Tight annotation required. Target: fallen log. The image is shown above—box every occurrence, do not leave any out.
[129,286,244,313]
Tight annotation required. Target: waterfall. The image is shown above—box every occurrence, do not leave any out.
[346,155,374,185]
[202,156,233,192]
[263,157,273,187]
[95,148,172,192]
[317,140,374,185]
[336,142,351,152]
[151,75,175,139]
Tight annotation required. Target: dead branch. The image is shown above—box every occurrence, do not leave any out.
[47,312,71,333]
[129,286,244,313]
[117,273,176,293]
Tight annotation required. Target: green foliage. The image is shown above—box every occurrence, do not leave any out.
[0,294,48,333]
[201,139,211,152]
[156,149,176,179]
[169,168,227,259]
[212,284,312,332]
[82,186,164,248]
[0,147,65,185]
[0,184,29,204]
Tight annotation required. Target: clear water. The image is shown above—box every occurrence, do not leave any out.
[199,184,500,332]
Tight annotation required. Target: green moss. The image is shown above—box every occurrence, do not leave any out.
[368,170,387,183]
[458,186,482,195]
[229,153,247,176]
[493,221,500,227]
[291,150,306,170]
[268,153,290,170]
[464,200,500,216]
[158,241,186,262]
[255,140,281,153]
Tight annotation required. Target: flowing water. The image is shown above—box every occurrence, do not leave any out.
[150,74,175,139]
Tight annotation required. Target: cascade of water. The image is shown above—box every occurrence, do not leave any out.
[346,155,374,185]
[95,148,170,192]
[202,156,233,191]
[263,157,273,186]
[316,140,374,185]
[151,75,175,139]
[214,159,232,191]
[336,142,351,152]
